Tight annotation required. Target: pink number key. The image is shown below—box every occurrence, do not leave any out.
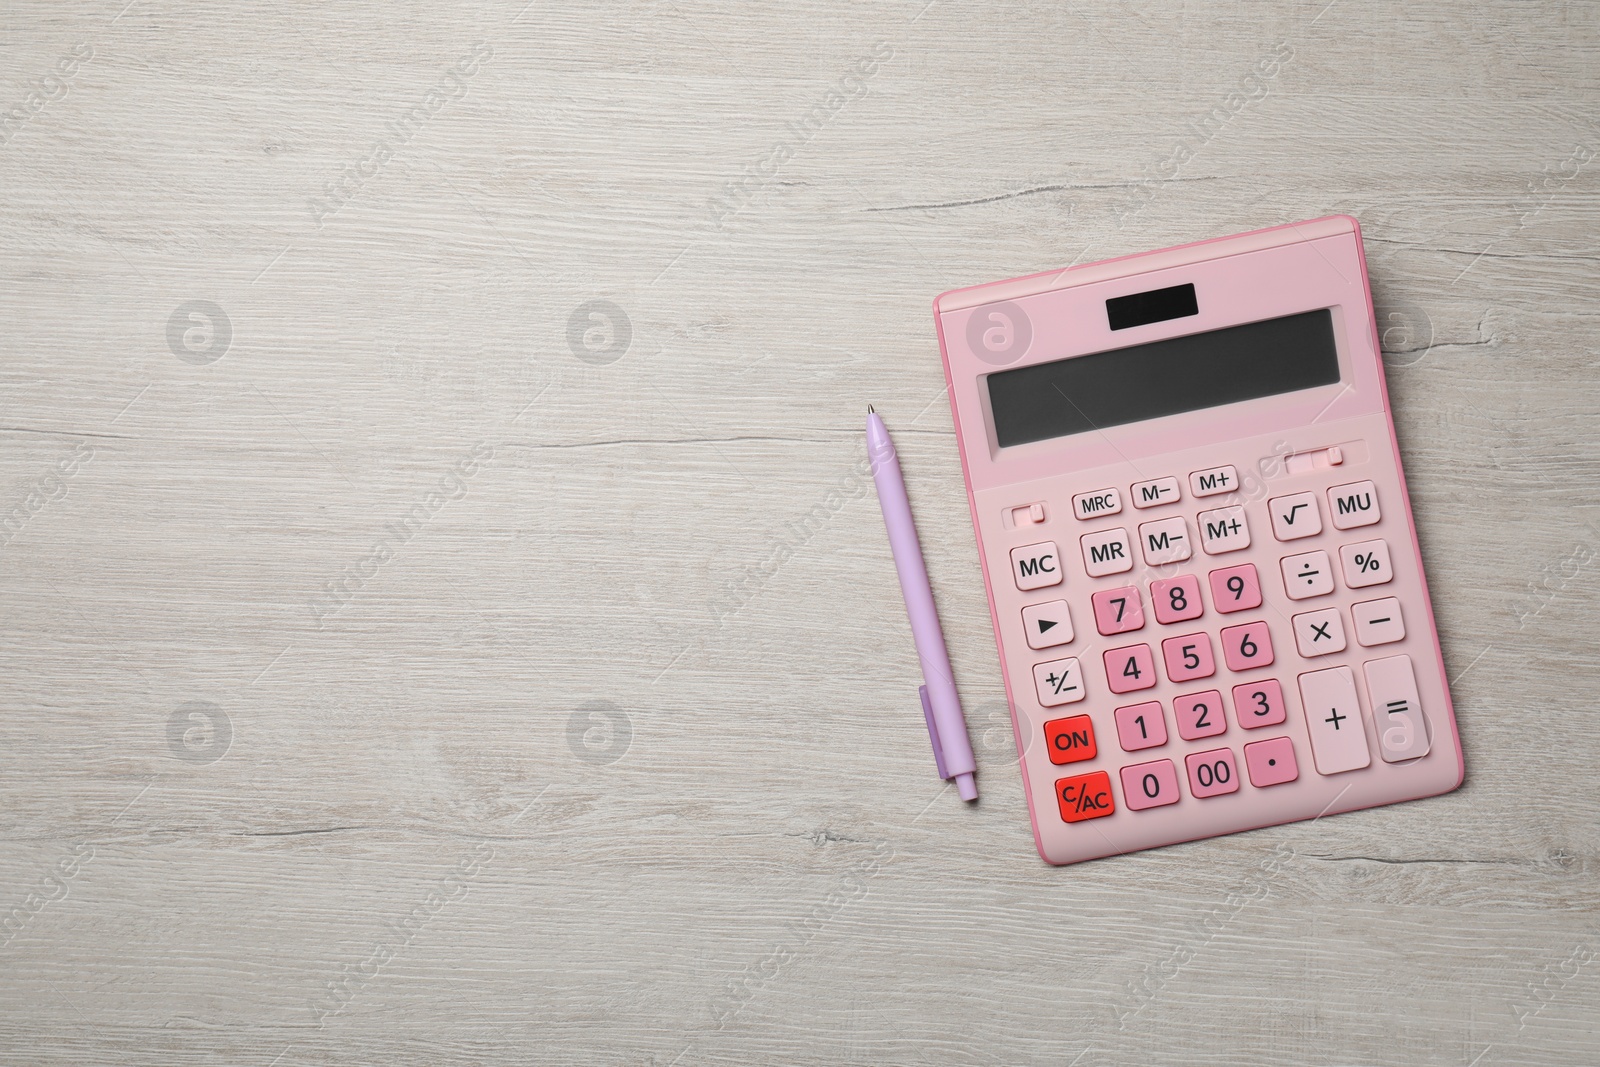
[1092,586,1145,636]
[1209,563,1261,614]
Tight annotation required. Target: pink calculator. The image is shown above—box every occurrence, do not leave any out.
[933,216,1464,865]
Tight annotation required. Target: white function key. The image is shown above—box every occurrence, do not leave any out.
[1189,465,1238,497]
[1268,492,1323,541]
[1328,480,1381,529]
[1198,505,1250,554]
[1352,597,1405,646]
[1365,654,1430,762]
[1081,528,1134,576]
[1341,538,1394,588]
[1010,541,1063,591]
[1021,600,1074,650]
[1299,665,1372,774]
[1073,487,1123,520]
[1138,517,1191,566]
[1033,657,1086,707]
[1293,607,1347,657]
[1281,550,1335,600]
[1131,477,1181,509]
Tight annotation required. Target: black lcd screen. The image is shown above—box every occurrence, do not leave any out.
[1106,283,1198,330]
[985,308,1340,448]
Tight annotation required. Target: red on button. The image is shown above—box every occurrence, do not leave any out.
[1055,770,1115,823]
[1043,714,1097,766]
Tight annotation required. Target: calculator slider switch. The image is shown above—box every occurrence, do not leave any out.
[1283,446,1344,475]
[1008,502,1047,528]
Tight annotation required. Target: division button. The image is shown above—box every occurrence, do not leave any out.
[1328,480,1381,530]
[1121,759,1181,810]
[1281,549,1335,600]
[1138,516,1191,566]
[1033,656,1086,707]
[1198,505,1250,554]
[1131,477,1181,509]
[1190,465,1239,497]
[1244,736,1299,787]
[1073,487,1123,520]
[1268,492,1323,541]
[1043,714,1097,766]
[1081,527,1134,576]
[1055,770,1115,823]
[1352,597,1406,646]
[1298,665,1371,774]
[1022,600,1074,649]
[1010,541,1062,591]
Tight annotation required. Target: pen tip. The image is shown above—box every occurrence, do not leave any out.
[868,404,875,414]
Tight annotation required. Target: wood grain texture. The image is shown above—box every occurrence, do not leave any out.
[1,0,1597,1063]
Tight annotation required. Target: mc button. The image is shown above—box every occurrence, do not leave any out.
[1010,541,1062,591]
[1055,770,1115,823]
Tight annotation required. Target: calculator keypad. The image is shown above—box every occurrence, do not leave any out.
[999,453,1452,856]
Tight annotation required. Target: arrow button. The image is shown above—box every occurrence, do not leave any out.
[1022,600,1073,650]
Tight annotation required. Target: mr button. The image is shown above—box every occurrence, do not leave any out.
[1055,770,1115,823]
[1011,541,1062,590]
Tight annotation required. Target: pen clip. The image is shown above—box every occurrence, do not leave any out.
[919,685,951,781]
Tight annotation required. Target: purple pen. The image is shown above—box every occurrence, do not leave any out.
[867,406,979,801]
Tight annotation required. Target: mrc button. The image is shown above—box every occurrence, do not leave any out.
[1055,770,1115,823]
[1043,714,1097,765]
[1073,487,1122,520]
[1010,541,1062,590]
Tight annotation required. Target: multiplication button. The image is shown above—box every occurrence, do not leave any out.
[1292,608,1347,657]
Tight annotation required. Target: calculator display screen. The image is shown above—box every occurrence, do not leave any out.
[985,308,1340,448]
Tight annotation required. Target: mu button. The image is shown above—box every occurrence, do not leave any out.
[1044,714,1097,765]
[1055,770,1115,823]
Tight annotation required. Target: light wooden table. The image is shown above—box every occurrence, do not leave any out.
[2,2,1597,1063]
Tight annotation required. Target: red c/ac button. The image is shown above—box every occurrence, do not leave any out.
[1055,770,1115,823]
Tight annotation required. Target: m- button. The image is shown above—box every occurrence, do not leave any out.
[1011,541,1062,591]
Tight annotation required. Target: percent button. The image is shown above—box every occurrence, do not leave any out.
[1340,538,1394,588]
